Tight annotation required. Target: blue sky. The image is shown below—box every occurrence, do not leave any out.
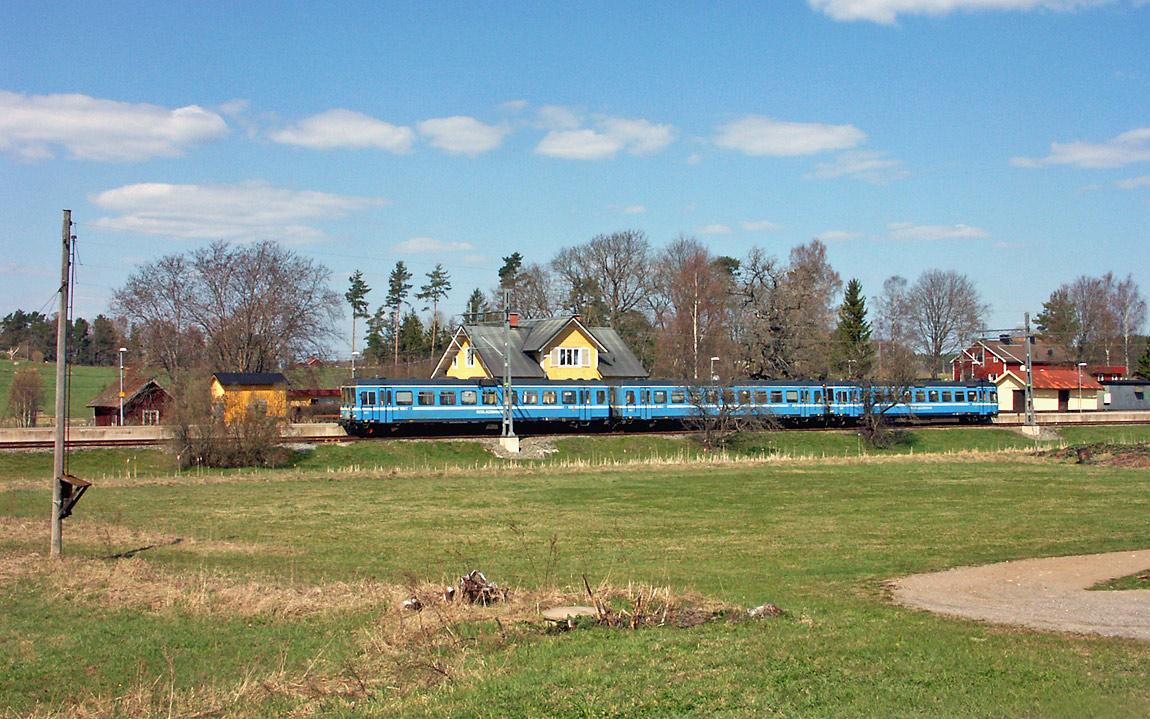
[2,0,1148,348]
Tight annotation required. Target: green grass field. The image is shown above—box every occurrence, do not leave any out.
[0,359,119,422]
[2,428,1149,717]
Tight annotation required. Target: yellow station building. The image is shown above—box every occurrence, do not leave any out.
[433,313,648,382]
[210,372,290,423]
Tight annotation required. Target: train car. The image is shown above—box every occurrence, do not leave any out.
[341,377,613,435]
[340,377,997,436]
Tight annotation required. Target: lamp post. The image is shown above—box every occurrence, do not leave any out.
[117,347,128,426]
[710,356,720,382]
[351,351,360,379]
[1076,361,1085,411]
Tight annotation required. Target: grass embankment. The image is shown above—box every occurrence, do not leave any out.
[5,424,1148,486]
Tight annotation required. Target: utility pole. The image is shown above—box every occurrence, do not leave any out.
[50,211,72,557]
[1024,312,1035,427]
[502,289,515,441]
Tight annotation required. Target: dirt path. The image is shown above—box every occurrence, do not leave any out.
[889,550,1150,641]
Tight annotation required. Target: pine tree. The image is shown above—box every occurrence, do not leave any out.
[416,264,451,359]
[832,278,874,380]
[498,252,523,291]
[365,306,389,365]
[386,262,413,366]
[345,270,371,367]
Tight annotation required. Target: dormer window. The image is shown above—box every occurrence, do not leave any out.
[466,347,476,367]
[554,347,590,367]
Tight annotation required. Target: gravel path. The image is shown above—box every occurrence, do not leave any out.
[889,550,1150,641]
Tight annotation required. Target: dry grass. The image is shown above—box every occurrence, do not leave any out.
[4,524,747,718]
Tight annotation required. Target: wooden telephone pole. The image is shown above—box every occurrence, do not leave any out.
[50,210,72,557]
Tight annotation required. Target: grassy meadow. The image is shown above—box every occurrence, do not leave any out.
[2,427,1149,717]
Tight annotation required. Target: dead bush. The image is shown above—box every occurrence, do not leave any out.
[166,373,291,469]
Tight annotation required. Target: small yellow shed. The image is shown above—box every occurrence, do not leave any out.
[210,372,290,423]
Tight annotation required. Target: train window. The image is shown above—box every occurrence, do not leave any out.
[671,390,685,403]
[359,391,374,407]
[755,391,768,404]
[439,391,457,406]
[688,389,703,403]
[723,390,735,404]
[461,390,477,405]
[482,390,498,405]
[928,391,939,402]
[706,390,720,404]
[511,391,520,405]
[770,391,783,403]
[522,390,538,404]
[562,390,577,404]
[542,391,558,405]
[738,390,750,404]
[597,390,606,404]
[914,391,926,403]
[989,391,997,402]
[968,391,978,402]
[396,391,413,406]
[813,391,822,403]
[786,390,799,402]
[653,390,667,403]
[940,391,951,402]
[418,391,435,406]
[626,391,636,405]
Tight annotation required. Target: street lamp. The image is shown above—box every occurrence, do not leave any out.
[1077,362,1087,412]
[710,357,721,382]
[118,347,128,426]
[351,351,360,379]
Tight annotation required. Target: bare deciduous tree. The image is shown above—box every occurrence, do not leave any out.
[551,230,652,325]
[7,366,43,427]
[113,241,341,376]
[906,269,987,377]
[651,236,732,380]
[1110,274,1146,374]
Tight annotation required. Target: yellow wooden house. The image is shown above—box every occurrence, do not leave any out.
[432,313,647,381]
[210,372,290,423]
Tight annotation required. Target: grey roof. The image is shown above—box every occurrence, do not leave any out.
[590,326,648,378]
[212,372,290,386]
[443,316,648,380]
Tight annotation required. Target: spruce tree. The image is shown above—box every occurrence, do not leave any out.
[1135,341,1150,380]
[832,278,874,380]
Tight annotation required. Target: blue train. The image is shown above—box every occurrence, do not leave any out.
[339,377,998,436]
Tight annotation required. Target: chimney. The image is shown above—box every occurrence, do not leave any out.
[508,312,519,328]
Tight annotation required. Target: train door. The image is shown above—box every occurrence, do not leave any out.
[577,388,594,422]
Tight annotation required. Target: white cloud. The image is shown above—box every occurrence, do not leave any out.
[417,116,510,156]
[535,105,583,131]
[0,90,228,162]
[536,114,676,160]
[740,220,783,233]
[1116,175,1150,189]
[393,237,477,254]
[217,99,251,116]
[623,205,647,215]
[270,109,415,152]
[698,224,733,235]
[809,0,1114,25]
[90,182,383,243]
[686,152,704,165]
[805,150,908,184]
[815,230,863,243]
[886,222,990,241]
[714,116,865,157]
[1012,128,1150,169]
[502,99,529,113]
